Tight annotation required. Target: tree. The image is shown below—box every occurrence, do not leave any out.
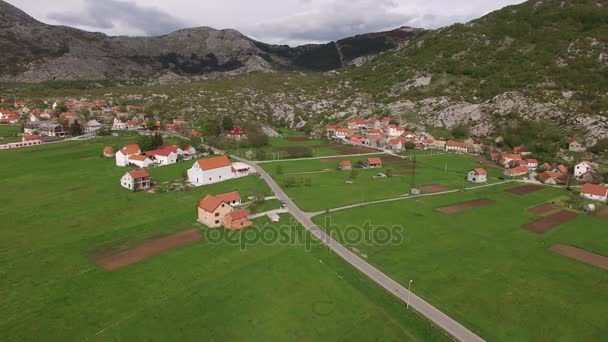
[404,141,416,150]
[78,108,91,120]
[137,135,154,151]
[207,118,222,137]
[69,121,83,136]
[146,118,156,130]
[54,101,67,115]
[349,169,359,179]
[152,132,164,148]
[451,125,470,139]
[221,116,234,131]
[589,138,608,155]
[190,136,202,149]
[246,124,269,148]
[96,126,111,136]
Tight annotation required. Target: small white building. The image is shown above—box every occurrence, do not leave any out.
[580,183,608,203]
[388,125,404,137]
[182,145,197,156]
[574,160,593,179]
[112,118,127,130]
[129,155,154,168]
[155,150,178,166]
[120,169,151,191]
[115,144,141,167]
[446,140,469,153]
[467,168,487,183]
[85,120,102,134]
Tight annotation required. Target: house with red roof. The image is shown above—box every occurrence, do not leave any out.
[580,183,608,202]
[227,127,247,140]
[112,117,127,130]
[513,146,531,156]
[446,140,469,153]
[224,209,253,230]
[366,157,383,168]
[504,165,529,177]
[335,128,353,139]
[340,160,352,171]
[525,159,539,170]
[120,169,151,191]
[350,134,364,144]
[324,124,338,137]
[367,128,383,137]
[187,155,254,186]
[129,154,154,168]
[467,168,487,183]
[146,146,179,166]
[387,125,404,137]
[556,164,569,175]
[115,144,141,167]
[574,160,594,179]
[568,139,586,152]
[536,171,566,185]
[197,191,244,228]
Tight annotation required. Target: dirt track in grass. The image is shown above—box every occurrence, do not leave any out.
[524,210,578,234]
[435,199,495,214]
[96,229,202,271]
[550,244,608,270]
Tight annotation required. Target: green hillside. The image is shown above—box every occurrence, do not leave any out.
[348,0,608,113]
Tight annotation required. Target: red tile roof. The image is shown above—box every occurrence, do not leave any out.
[128,169,150,179]
[472,168,487,175]
[341,160,352,167]
[446,140,469,148]
[226,209,249,220]
[120,144,140,155]
[196,155,232,170]
[129,155,149,162]
[525,159,538,164]
[198,195,225,212]
[103,146,113,154]
[368,157,382,165]
[501,153,522,161]
[557,164,569,174]
[507,166,529,175]
[580,183,608,197]
[216,191,241,204]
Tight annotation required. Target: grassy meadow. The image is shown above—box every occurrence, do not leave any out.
[313,183,608,341]
[0,124,21,143]
[0,138,447,341]
[262,152,505,212]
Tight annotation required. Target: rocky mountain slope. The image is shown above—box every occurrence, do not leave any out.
[0,0,425,82]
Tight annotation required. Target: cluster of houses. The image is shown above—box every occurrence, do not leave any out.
[325,116,486,154]
[111,143,197,168]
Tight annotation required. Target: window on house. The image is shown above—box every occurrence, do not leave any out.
[215,220,219,224]
[215,212,219,217]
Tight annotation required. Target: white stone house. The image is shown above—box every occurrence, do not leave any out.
[85,120,102,134]
[574,160,593,179]
[115,144,141,167]
[580,183,608,203]
[154,150,178,166]
[467,168,487,183]
[120,169,151,191]
[112,117,127,130]
[128,155,154,168]
[446,140,469,153]
[187,155,235,186]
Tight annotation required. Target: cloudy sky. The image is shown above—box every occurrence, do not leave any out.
[7,0,525,45]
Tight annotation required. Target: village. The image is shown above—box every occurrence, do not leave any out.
[2,96,608,342]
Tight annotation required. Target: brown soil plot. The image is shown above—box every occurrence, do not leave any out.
[595,206,608,219]
[524,210,578,234]
[285,137,311,142]
[435,199,495,214]
[550,244,608,271]
[96,229,202,271]
[505,184,545,196]
[419,184,451,193]
[528,203,561,216]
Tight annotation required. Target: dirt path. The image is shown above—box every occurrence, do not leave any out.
[97,229,202,271]
[435,199,495,214]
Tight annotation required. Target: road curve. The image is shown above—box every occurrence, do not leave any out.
[234,155,485,342]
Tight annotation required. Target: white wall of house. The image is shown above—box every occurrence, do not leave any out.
[467,171,487,183]
[115,151,130,167]
[120,173,134,190]
[129,157,153,168]
[156,152,178,166]
[580,192,607,203]
[187,164,234,186]
[574,162,592,178]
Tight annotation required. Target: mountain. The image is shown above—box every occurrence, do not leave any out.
[0,0,426,82]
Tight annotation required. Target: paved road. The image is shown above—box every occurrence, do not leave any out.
[234,155,485,342]
[307,180,514,217]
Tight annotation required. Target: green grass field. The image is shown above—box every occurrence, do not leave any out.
[262,152,505,212]
[0,124,22,143]
[313,184,608,341]
[0,138,448,341]
[226,131,378,160]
